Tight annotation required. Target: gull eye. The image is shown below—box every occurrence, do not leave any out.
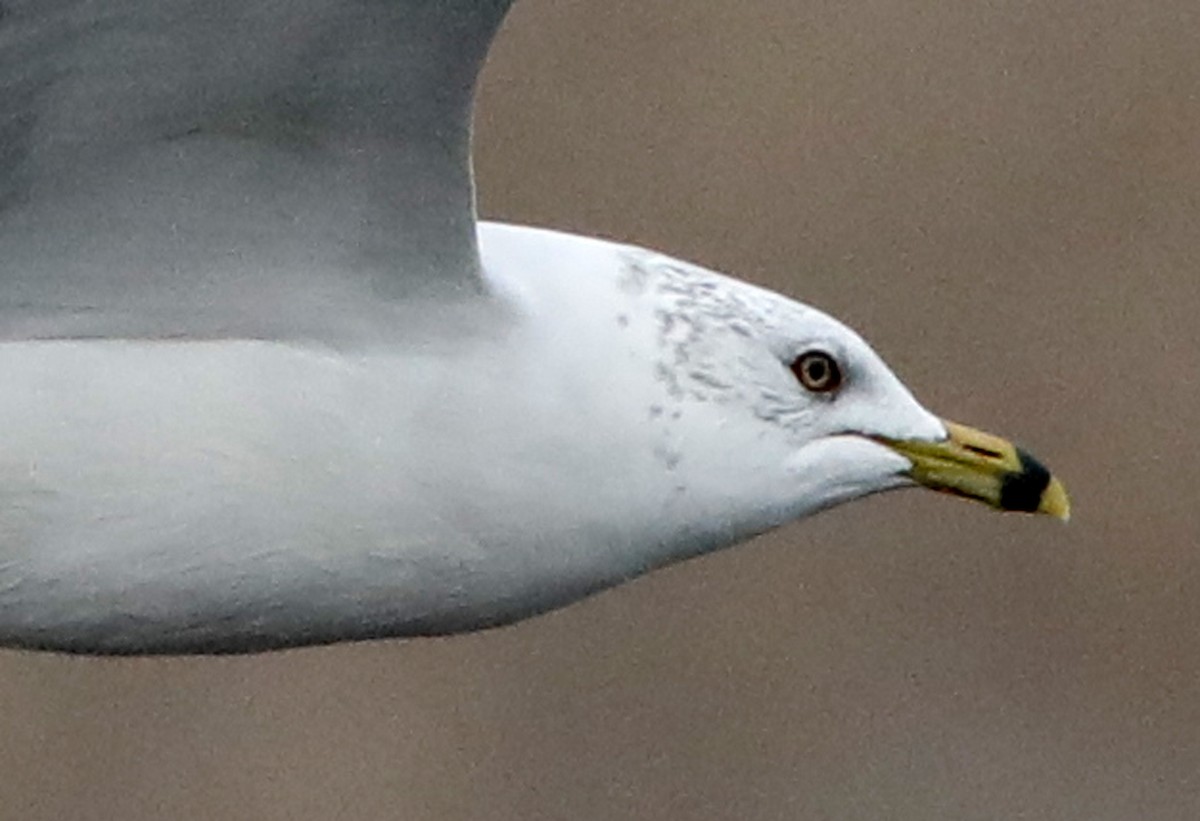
[790,350,842,394]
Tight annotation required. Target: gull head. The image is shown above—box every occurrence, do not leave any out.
[533,234,1073,545]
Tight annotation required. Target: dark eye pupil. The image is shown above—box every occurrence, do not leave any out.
[791,351,841,393]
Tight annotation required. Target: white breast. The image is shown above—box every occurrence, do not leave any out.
[0,225,803,652]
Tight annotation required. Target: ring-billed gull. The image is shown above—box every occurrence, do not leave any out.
[0,1,1067,654]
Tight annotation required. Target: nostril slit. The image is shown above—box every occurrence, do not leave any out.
[963,444,1004,459]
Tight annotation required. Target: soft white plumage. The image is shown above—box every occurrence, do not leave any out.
[0,2,1065,653]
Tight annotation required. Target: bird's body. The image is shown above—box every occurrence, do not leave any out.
[0,1,1066,654]
[0,224,930,652]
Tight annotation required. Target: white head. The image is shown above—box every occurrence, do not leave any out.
[595,245,1069,555]
[476,222,1067,581]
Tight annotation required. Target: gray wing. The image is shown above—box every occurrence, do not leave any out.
[0,0,514,340]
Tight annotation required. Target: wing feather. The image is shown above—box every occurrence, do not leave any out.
[0,0,514,339]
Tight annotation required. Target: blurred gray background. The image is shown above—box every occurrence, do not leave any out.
[2,1,1197,818]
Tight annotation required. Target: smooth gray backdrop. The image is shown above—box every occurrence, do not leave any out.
[1,1,1196,819]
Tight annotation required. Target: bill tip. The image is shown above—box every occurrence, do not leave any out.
[1038,477,1071,522]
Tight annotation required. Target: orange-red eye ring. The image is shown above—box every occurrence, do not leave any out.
[790,351,842,393]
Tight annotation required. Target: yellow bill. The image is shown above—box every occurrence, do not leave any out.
[878,420,1070,520]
